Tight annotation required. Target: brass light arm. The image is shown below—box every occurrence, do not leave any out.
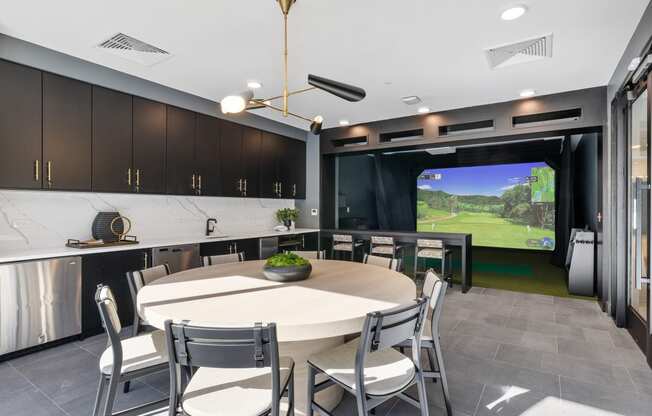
[249,99,313,122]
[259,86,317,103]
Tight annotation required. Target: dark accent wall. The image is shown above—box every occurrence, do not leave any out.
[573,134,598,231]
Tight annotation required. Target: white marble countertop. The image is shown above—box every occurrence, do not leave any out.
[0,228,320,264]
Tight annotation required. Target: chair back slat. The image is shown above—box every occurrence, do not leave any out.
[371,236,394,245]
[202,252,244,267]
[362,298,428,353]
[167,322,276,369]
[423,269,444,310]
[131,264,170,292]
[363,254,400,271]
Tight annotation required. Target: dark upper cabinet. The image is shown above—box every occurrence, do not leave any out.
[43,73,92,191]
[286,138,306,199]
[0,60,42,189]
[195,114,221,196]
[260,132,283,198]
[241,127,262,198]
[92,87,133,193]
[220,121,243,197]
[133,97,167,194]
[166,106,196,195]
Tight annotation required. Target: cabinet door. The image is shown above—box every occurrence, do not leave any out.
[220,120,243,197]
[241,127,261,198]
[195,114,221,196]
[0,60,42,189]
[92,87,133,192]
[133,97,166,194]
[43,73,92,191]
[284,138,306,199]
[166,106,196,195]
[260,132,282,198]
[278,136,297,198]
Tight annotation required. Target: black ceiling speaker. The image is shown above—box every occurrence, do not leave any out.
[308,74,366,102]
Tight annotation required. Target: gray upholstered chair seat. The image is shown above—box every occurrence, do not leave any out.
[417,248,450,259]
[333,242,354,251]
[99,330,168,375]
[181,357,295,416]
[370,245,395,255]
[308,338,415,396]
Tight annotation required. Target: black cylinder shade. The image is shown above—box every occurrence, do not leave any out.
[308,74,366,102]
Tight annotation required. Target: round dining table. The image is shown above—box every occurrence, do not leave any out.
[137,259,416,415]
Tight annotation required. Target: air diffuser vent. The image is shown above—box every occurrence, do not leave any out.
[97,33,171,66]
[485,34,553,69]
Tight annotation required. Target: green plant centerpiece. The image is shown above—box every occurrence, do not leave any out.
[263,252,312,282]
[276,208,299,229]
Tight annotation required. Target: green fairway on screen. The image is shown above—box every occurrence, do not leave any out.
[416,162,556,250]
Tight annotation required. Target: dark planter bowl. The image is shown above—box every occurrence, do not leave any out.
[263,263,312,282]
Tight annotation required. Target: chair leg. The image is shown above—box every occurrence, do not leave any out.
[415,371,430,416]
[92,376,107,416]
[307,365,319,416]
[433,342,452,416]
[102,375,120,416]
[425,346,437,383]
[413,249,419,279]
[287,370,295,416]
[123,381,131,394]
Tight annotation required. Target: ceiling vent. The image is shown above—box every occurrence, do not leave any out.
[485,34,553,69]
[97,33,171,66]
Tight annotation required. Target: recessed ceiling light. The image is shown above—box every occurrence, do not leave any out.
[401,96,422,105]
[418,107,430,114]
[339,120,350,126]
[519,89,536,98]
[247,80,262,89]
[501,5,527,21]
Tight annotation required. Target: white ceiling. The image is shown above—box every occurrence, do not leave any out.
[0,0,648,130]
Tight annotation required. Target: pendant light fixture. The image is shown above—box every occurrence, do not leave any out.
[220,0,366,134]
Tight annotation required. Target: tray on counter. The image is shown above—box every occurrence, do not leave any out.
[65,236,139,249]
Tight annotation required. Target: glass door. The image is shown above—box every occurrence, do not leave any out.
[629,87,649,323]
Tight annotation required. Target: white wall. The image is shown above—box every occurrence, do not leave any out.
[0,190,293,251]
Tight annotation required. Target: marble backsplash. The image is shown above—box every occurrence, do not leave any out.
[0,190,294,251]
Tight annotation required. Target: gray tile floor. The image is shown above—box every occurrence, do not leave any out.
[2,286,651,416]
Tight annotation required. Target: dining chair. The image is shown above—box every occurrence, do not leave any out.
[92,285,168,416]
[165,320,295,416]
[363,253,400,271]
[126,264,171,337]
[414,239,453,287]
[288,250,326,259]
[202,252,245,266]
[307,298,430,416]
[397,269,452,416]
[331,234,364,261]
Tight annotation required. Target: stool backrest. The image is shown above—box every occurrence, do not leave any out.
[333,234,353,243]
[95,285,124,374]
[288,250,325,259]
[202,252,245,266]
[127,264,170,294]
[371,236,394,245]
[417,239,443,249]
[422,269,447,341]
[363,253,400,271]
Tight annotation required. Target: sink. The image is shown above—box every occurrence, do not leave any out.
[206,235,229,239]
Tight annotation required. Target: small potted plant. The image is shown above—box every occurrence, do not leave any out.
[276,208,299,229]
[263,252,312,282]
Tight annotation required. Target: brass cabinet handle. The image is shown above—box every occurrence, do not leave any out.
[46,161,52,187]
[198,175,202,195]
[293,183,297,197]
[191,174,196,190]
[135,169,141,190]
[127,168,132,186]
[238,178,243,193]
[243,179,247,196]
[34,160,39,182]
[278,182,282,198]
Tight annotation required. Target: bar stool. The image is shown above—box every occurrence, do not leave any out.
[414,239,453,287]
[331,234,364,261]
[369,236,403,258]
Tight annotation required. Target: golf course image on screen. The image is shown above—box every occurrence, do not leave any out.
[416,162,556,250]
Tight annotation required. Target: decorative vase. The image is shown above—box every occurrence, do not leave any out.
[263,263,312,282]
[283,219,292,229]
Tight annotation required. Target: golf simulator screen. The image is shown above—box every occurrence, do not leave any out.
[416,162,556,250]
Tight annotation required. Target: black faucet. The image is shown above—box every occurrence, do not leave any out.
[206,218,217,236]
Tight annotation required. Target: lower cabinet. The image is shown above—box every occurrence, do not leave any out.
[81,250,148,336]
[200,238,260,261]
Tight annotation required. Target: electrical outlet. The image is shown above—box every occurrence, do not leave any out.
[311,208,318,216]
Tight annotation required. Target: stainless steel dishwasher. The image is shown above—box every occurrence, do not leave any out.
[0,256,82,355]
[152,244,200,273]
